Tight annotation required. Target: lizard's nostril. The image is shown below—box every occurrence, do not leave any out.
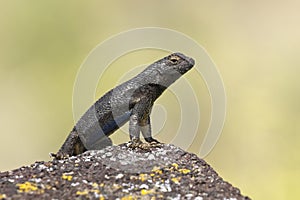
[188,58,195,66]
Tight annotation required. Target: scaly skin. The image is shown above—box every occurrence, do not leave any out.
[52,52,195,159]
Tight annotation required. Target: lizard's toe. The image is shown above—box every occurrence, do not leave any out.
[150,142,164,147]
[145,137,161,144]
[128,138,143,149]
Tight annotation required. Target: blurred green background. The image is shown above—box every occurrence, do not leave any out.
[0,1,299,199]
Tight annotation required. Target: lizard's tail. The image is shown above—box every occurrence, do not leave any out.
[50,128,87,160]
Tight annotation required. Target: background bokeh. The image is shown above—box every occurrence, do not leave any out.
[0,1,299,199]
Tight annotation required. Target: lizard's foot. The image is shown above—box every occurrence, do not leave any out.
[128,137,163,150]
[50,152,70,160]
[128,138,143,149]
[129,141,152,150]
[144,137,164,147]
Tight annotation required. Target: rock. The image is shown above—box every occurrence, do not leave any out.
[0,143,250,199]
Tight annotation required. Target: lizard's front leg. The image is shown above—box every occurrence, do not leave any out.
[141,118,160,144]
[128,97,161,149]
[129,113,143,147]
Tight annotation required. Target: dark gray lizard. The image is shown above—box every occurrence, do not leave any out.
[52,52,195,159]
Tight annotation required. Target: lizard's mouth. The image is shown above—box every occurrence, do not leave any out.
[179,57,195,74]
[188,57,195,66]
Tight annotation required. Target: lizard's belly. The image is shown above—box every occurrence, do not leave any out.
[100,110,132,135]
[76,109,131,149]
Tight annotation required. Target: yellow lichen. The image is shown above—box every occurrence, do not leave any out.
[76,190,89,195]
[92,182,98,188]
[130,175,138,181]
[76,189,101,196]
[179,168,191,174]
[121,195,137,200]
[113,183,122,190]
[171,177,181,184]
[17,181,43,194]
[0,194,7,199]
[141,189,155,195]
[151,166,162,174]
[139,173,148,182]
[91,189,101,194]
[171,163,179,169]
[61,174,73,181]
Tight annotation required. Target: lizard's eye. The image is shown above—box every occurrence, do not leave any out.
[169,55,180,64]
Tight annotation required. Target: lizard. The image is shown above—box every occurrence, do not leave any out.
[52,52,195,159]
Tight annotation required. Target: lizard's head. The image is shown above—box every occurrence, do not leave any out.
[151,52,195,87]
[165,52,195,75]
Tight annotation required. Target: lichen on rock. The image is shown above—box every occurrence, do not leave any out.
[0,143,250,199]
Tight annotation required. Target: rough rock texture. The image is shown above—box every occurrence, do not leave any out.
[0,144,250,199]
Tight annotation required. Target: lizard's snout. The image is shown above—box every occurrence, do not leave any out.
[188,57,195,66]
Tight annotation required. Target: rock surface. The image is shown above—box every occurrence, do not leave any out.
[0,143,250,199]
